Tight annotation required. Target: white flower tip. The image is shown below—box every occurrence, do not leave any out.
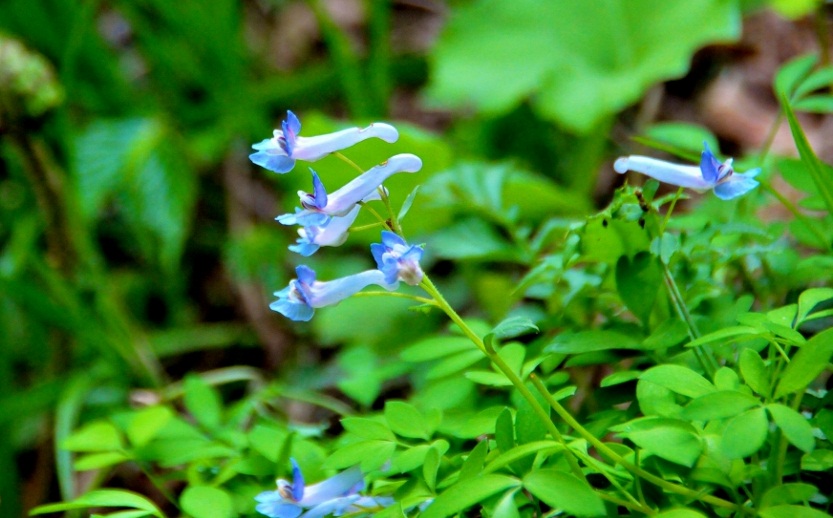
[613,157,630,174]
[364,123,399,143]
[387,153,422,173]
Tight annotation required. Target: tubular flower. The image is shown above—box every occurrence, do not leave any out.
[613,142,760,200]
[249,110,399,174]
[255,459,393,518]
[288,189,384,257]
[270,265,395,321]
[277,154,423,226]
[371,231,425,286]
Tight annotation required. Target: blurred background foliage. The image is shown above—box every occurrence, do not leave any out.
[1,0,832,516]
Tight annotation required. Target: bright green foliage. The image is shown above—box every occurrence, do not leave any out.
[428,0,741,133]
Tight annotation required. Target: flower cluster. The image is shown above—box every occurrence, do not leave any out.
[614,142,760,200]
[255,459,392,518]
[249,110,426,321]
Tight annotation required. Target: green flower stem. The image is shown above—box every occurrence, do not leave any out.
[528,374,744,513]
[572,449,654,515]
[349,222,386,233]
[334,152,366,175]
[352,290,436,306]
[418,275,586,482]
[357,201,393,232]
[662,265,718,377]
[659,187,684,234]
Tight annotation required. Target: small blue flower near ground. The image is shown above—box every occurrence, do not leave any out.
[249,110,400,174]
[614,142,760,200]
[255,459,392,518]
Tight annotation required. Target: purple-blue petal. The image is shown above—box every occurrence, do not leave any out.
[699,142,721,184]
[289,240,320,257]
[285,110,301,135]
[380,231,406,248]
[290,459,305,501]
[250,151,296,174]
[282,111,301,156]
[296,265,317,285]
[310,170,328,208]
[370,243,386,270]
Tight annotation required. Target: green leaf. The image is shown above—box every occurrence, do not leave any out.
[774,54,817,99]
[485,316,539,350]
[721,407,769,459]
[617,418,702,467]
[420,475,521,518]
[324,440,395,472]
[74,452,129,471]
[600,370,642,387]
[758,505,832,518]
[493,490,522,518]
[127,406,174,448]
[401,336,474,361]
[782,94,833,216]
[767,404,815,453]
[545,330,641,354]
[484,441,564,475]
[654,511,709,518]
[30,490,164,517]
[459,440,490,481]
[341,417,395,442]
[685,326,762,348]
[423,445,441,492]
[797,287,833,324]
[385,401,430,440]
[615,252,662,324]
[428,0,740,133]
[801,449,833,471]
[398,185,420,221]
[62,421,123,452]
[761,483,818,508]
[180,486,234,518]
[183,375,223,431]
[681,391,760,422]
[739,348,771,397]
[495,408,515,454]
[639,365,716,398]
[775,328,833,398]
[523,469,605,516]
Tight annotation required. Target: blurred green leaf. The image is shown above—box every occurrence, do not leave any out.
[523,469,605,516]
[428,0,740,133]
[180,486,234,518]
[421,474,520,518]
[30,489,164,517]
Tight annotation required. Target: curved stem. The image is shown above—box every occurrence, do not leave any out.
[334,152,366,175]
[418,275,586,482]
[529,375,745,513]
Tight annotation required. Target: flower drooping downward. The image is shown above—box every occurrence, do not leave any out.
[255,459,392,518]
[249,110,399,174]
[271,265,396,321]
[614,142,760,200]
[371,231,425,286]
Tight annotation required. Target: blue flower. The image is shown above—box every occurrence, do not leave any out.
[250,111,400,174]
[371,231,424,286]
[255,459,393,518]
[277,154,422,226]
[271,266,396,321]
[613,142,760,200]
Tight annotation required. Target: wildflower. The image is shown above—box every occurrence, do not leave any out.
[287,186,384,256]
[371,231,425,286]
[277,154,423,227]
[255,459,393,518]
[613,142,760,200]
[271,265,395,321]
[250,110,399,174]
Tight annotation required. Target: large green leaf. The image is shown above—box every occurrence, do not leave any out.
[523,469,605,516]
[427,0,741,133]
[421,475,521,518]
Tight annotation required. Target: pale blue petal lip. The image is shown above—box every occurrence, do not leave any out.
[249,150,296,174]
[291,123,399,162]
[713,172,760,200]
[301,496,361,518]
[614,156,711,190]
